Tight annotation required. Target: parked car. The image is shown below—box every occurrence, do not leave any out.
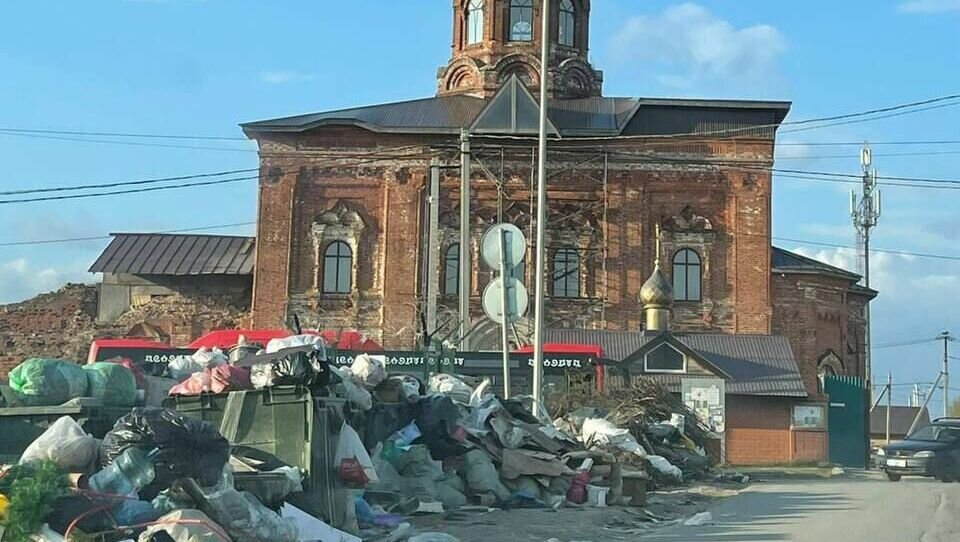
[879,418,960,482]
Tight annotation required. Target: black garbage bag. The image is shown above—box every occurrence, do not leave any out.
[417,395,467,459]
[99,408,229,498]
[645,423,682,445]
[243,345,330,389]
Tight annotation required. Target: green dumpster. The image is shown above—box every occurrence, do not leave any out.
[163,387,348,526]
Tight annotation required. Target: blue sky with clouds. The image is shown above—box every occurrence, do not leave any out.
[1,1,958,405]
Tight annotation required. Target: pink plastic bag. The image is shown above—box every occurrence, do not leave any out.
[169,365,251,396]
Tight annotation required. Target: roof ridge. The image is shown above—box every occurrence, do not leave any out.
[772,245,861,277]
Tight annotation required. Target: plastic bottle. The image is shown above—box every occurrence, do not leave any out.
[88,447,162,497]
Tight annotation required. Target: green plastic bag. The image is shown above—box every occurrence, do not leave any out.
[8,359,88,406]
[83,362,137,406]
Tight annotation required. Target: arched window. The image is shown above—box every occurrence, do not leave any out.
[509,0,534,42]
[552,248,580,298]
[444,244,460,296]
[467,0,484,45]
[672,249,701,301]
[558,0,576,47]
[323,241,353,294]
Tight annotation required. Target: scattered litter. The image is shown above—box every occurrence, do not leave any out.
[683,511,714,526]
[19,416,98,472]
[281,503,361,542]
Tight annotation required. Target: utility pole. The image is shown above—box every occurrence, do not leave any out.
[852,144,881,393]
[940,331,955,417]
[425,159,441,339]
[912,383,920,408]
[459,130,472,350]
[531,0,551,413]
[886,372,892,444]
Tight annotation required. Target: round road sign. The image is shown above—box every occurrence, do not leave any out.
[480,224,526,270]
[482,277,529,324]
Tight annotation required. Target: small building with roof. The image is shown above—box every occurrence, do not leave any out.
[89,233,254,324]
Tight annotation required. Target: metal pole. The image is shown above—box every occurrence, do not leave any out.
[531,0,551,413]
[910,371,942,436]
[886,372,892,444]
[943,332,951,418]
[426,159,441,340]
[459,130,472,350]
[499,229,512,398]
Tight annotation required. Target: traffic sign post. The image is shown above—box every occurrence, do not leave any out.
[481,224,528,397]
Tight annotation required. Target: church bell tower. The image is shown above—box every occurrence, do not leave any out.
[437,0,603,99]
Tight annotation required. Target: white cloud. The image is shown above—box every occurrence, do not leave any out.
[0,258,89,305]
[611,3,786,95]
[260,71,316,85]
[898,0,960,13]
[911,274,960,290]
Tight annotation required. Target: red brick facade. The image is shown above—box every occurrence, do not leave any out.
[726,395,827,465]
[772,273,870,398]
[249,132,777,347]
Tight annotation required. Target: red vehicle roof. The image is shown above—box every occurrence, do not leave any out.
[186,329,304,349]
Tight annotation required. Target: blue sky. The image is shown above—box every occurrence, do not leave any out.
[1,1,959,406]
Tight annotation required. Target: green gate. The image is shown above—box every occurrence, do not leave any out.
[825,375,868,468]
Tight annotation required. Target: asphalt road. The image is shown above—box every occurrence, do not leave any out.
[645,472,960,542]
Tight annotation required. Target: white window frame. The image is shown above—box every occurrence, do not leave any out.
[467,0,484,45]
[643,343,687,374]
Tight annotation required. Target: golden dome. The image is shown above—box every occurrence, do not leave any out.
[640,265,673,309]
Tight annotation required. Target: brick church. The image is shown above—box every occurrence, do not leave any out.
[242,1,876,463]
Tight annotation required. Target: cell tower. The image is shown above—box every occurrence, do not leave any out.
[851,143,881,388]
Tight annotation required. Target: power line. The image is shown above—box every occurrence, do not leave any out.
[0,168,258,196]
[0,221,257,247]
[0,131,257,153]
[779,101,960,134]
[772,236,960,262]
[0,175,258,204]
[872,337,940,349]
[0,127,247,141]
[0,145,435,204]
[776,150,960,160]
[777,140,960,147]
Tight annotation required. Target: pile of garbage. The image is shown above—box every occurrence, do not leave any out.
[0,334,717,542]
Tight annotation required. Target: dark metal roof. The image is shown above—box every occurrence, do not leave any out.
[772,246,862,281]
[89,233,255,276]
[871,406,929,437]
[241,95,487,135]
[545,328,807,397]
[242,92,791,138]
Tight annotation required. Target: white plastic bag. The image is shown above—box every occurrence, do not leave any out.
[265,334,325,354]
[201,468,299,542]
[331,366,373,410]
[581,418,647,458]
[428,374,473,404]
[334,422,379,485]
[138,510,226,542]
[647,455,683,481]
[349,354,387,388]
[168,347,227,381]
[20,416,98,471]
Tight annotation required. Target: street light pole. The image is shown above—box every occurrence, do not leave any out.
[531,0,551,413]
[941,331,955,417]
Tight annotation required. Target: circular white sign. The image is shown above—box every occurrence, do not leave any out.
[482,277,529,324]
[480,224,526,270]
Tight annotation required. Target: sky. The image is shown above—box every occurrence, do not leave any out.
[1,0,959,407]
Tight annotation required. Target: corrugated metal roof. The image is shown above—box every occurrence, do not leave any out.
[89,233,255,276]
[871,406,929,437]
[544,328,807,397]
[242,93,790,138]
[772,246,861,281]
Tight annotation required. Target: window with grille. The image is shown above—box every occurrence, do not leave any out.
[510,0,534,41]
[323,241,353,294]
[559,0,575,46]
[672,248,702,301]
[444,244,460,296]
[467,0,484,44]
[552,247,580,298]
